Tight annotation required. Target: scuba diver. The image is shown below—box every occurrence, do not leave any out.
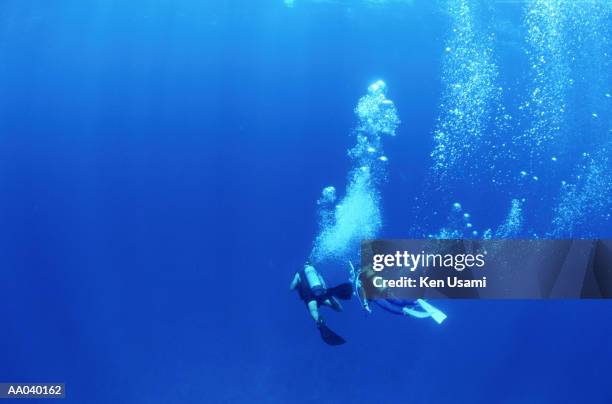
[349,260,447,324]
[290,261,353,345]
[372,298,447,324]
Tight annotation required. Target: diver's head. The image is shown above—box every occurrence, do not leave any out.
[304,260,312,267]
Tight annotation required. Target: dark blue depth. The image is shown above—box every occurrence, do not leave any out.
[0,1,611,403]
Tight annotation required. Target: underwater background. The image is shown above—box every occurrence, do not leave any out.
[0,0,611,402]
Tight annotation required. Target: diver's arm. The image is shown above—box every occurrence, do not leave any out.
[289,273,300,290]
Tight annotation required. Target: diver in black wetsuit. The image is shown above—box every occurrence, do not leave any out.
[290,261,353,345]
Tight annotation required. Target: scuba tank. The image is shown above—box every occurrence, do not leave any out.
[304,264,323,289]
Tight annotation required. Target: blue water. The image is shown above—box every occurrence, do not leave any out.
[1,1,611,403]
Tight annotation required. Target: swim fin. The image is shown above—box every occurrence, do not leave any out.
[416,299,447,324]
[318,323,346,346]
[402,306,432,319]
[326,283,353,300]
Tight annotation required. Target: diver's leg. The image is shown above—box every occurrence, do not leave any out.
[307,300,320,323]
[323,298,343,312]
[374,299,405,315]
[387,299,416,308]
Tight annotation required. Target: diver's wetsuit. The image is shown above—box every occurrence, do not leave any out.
[374,299,411,315]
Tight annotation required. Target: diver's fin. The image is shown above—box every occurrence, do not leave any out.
[327,283,353,300]
[416,299,447,324]
[402,306,432,319]
[318,323,346,346]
